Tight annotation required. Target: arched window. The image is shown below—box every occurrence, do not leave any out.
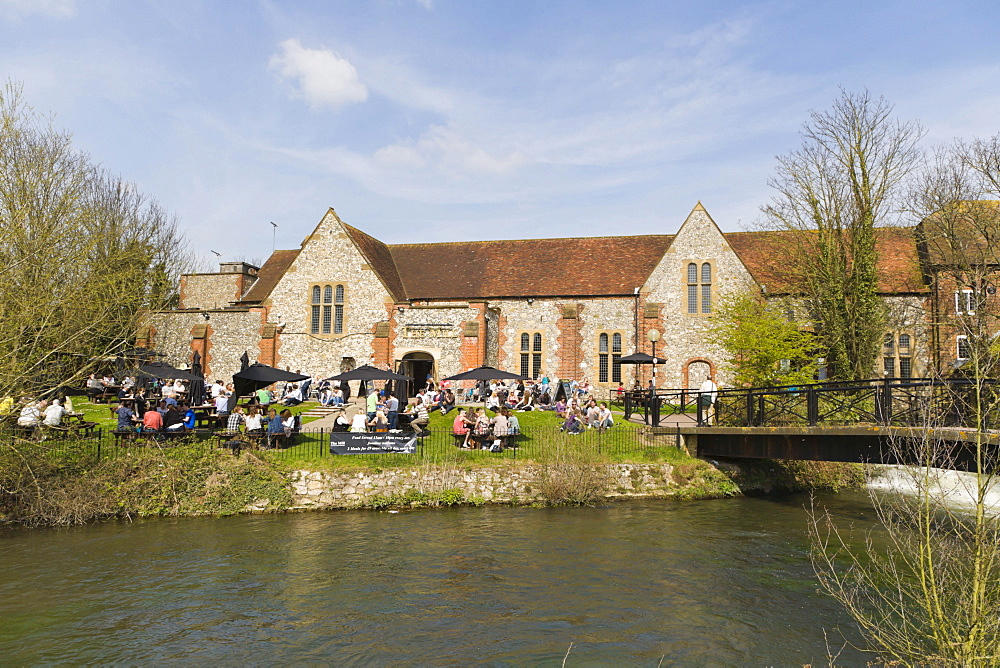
[334,284,345,334]
[598,332,624,383]
[883,332,914,378]
[322,285,333,334]
[310,286,321,334]
[520,332,543,379]
[309,284,347,335]
[687,262,712,314]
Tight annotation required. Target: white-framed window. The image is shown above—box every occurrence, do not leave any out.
[955,289,976,315]
[957,335,971,361]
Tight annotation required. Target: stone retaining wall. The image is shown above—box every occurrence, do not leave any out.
[287,463,678,509]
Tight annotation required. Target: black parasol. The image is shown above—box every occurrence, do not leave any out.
[325,365,412,382]
[617,352,667,365]
[239,351,250,371]
[139,361,204,382]
[228,363,310,412]
[442,365,526,381]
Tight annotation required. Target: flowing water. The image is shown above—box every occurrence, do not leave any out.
[0,494,877,665]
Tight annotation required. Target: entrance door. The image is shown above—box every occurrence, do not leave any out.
[399,352,434,398]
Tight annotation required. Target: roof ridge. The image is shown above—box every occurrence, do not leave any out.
[389,233,675,249]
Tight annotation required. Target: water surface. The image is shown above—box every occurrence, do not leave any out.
[0,495,874,665]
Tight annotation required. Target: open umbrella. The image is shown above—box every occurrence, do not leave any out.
[325,364,412,382]
[442,365,526,382]
[139,361,204,382]
[326,364,413,400]
[443,365,526,408]
[618,352,667,365]
[229,363,310,412]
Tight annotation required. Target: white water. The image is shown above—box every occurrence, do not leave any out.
[868,465,1000,515]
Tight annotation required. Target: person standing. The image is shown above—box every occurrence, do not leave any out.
[698,376,719,426]
[385,392,399,430]
[366,385,379,422]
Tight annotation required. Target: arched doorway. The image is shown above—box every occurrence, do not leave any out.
[685,359,714,389]
[398,351,434,399]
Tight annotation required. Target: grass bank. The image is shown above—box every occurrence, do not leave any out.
[0,405,865,526]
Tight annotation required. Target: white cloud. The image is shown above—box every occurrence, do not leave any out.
[374,124,529,174]
[414,0,433,9]
[0,0,74,21]
[269,38,368,110]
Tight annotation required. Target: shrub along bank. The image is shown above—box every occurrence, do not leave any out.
[0,431,864,527]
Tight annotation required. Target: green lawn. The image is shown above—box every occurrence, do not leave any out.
[269,404,694,470]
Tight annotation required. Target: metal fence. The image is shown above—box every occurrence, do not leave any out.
[0,424,668,464]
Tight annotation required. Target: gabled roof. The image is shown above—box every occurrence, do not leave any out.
[239,249,300,303]
[725,227,927,294]
[240,218,928,304]
[389,235,675,300]
[342,224,406,302]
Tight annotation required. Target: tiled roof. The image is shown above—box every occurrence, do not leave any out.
[239,249,300,303]
[917,201,1000,268]
[342,224,406,302]
[388,235,675,300]
[725,227,926,294]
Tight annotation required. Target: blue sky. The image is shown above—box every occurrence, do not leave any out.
[2,0,999,266]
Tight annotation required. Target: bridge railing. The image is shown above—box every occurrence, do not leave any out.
[625,378,1000,430]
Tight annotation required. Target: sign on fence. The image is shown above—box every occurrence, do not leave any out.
[329,432,417,455]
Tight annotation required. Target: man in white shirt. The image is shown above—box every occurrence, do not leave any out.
[698,377,719,425]
[43,399,65,427]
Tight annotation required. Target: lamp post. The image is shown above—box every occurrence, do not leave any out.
[647,328,661,387]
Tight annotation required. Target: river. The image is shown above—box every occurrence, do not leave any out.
[0,493,875,665]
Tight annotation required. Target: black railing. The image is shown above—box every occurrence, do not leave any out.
[630,377,1000,429]
[0,425,663,464]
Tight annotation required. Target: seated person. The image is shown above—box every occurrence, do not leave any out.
[255,387,273,406]
[42,399,66,427]
[561,409,585,435]
[142,407,163,432]
[226,405,246,433]
[554,398,568,418]
[115,400,138,431]
[349,410,368,433]
[244,406,264,433]
[333,409,351,432]
[507,409,521,442]
[85,374,103,399]
[282,383,304,406]
[214,392,231,419]
[163,405,184,431]
[404,398,430,434]
[368,408,389,433]
[597,402,614,431]
[280,409,296,435]
[513,392,534,411]
[266,409,286,446]
[452,407,474,447]
[18,400,43,428]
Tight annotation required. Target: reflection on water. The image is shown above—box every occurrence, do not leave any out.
[0,494,873,665]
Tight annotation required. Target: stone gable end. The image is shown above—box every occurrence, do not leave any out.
[264,210,395,377]
[641,204,756,387]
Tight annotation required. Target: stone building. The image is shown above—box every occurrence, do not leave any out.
[143,202,941,394]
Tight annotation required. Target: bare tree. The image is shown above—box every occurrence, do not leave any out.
[0,79,194,394]
[810,138,1000,665]
[764,89,924,380]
